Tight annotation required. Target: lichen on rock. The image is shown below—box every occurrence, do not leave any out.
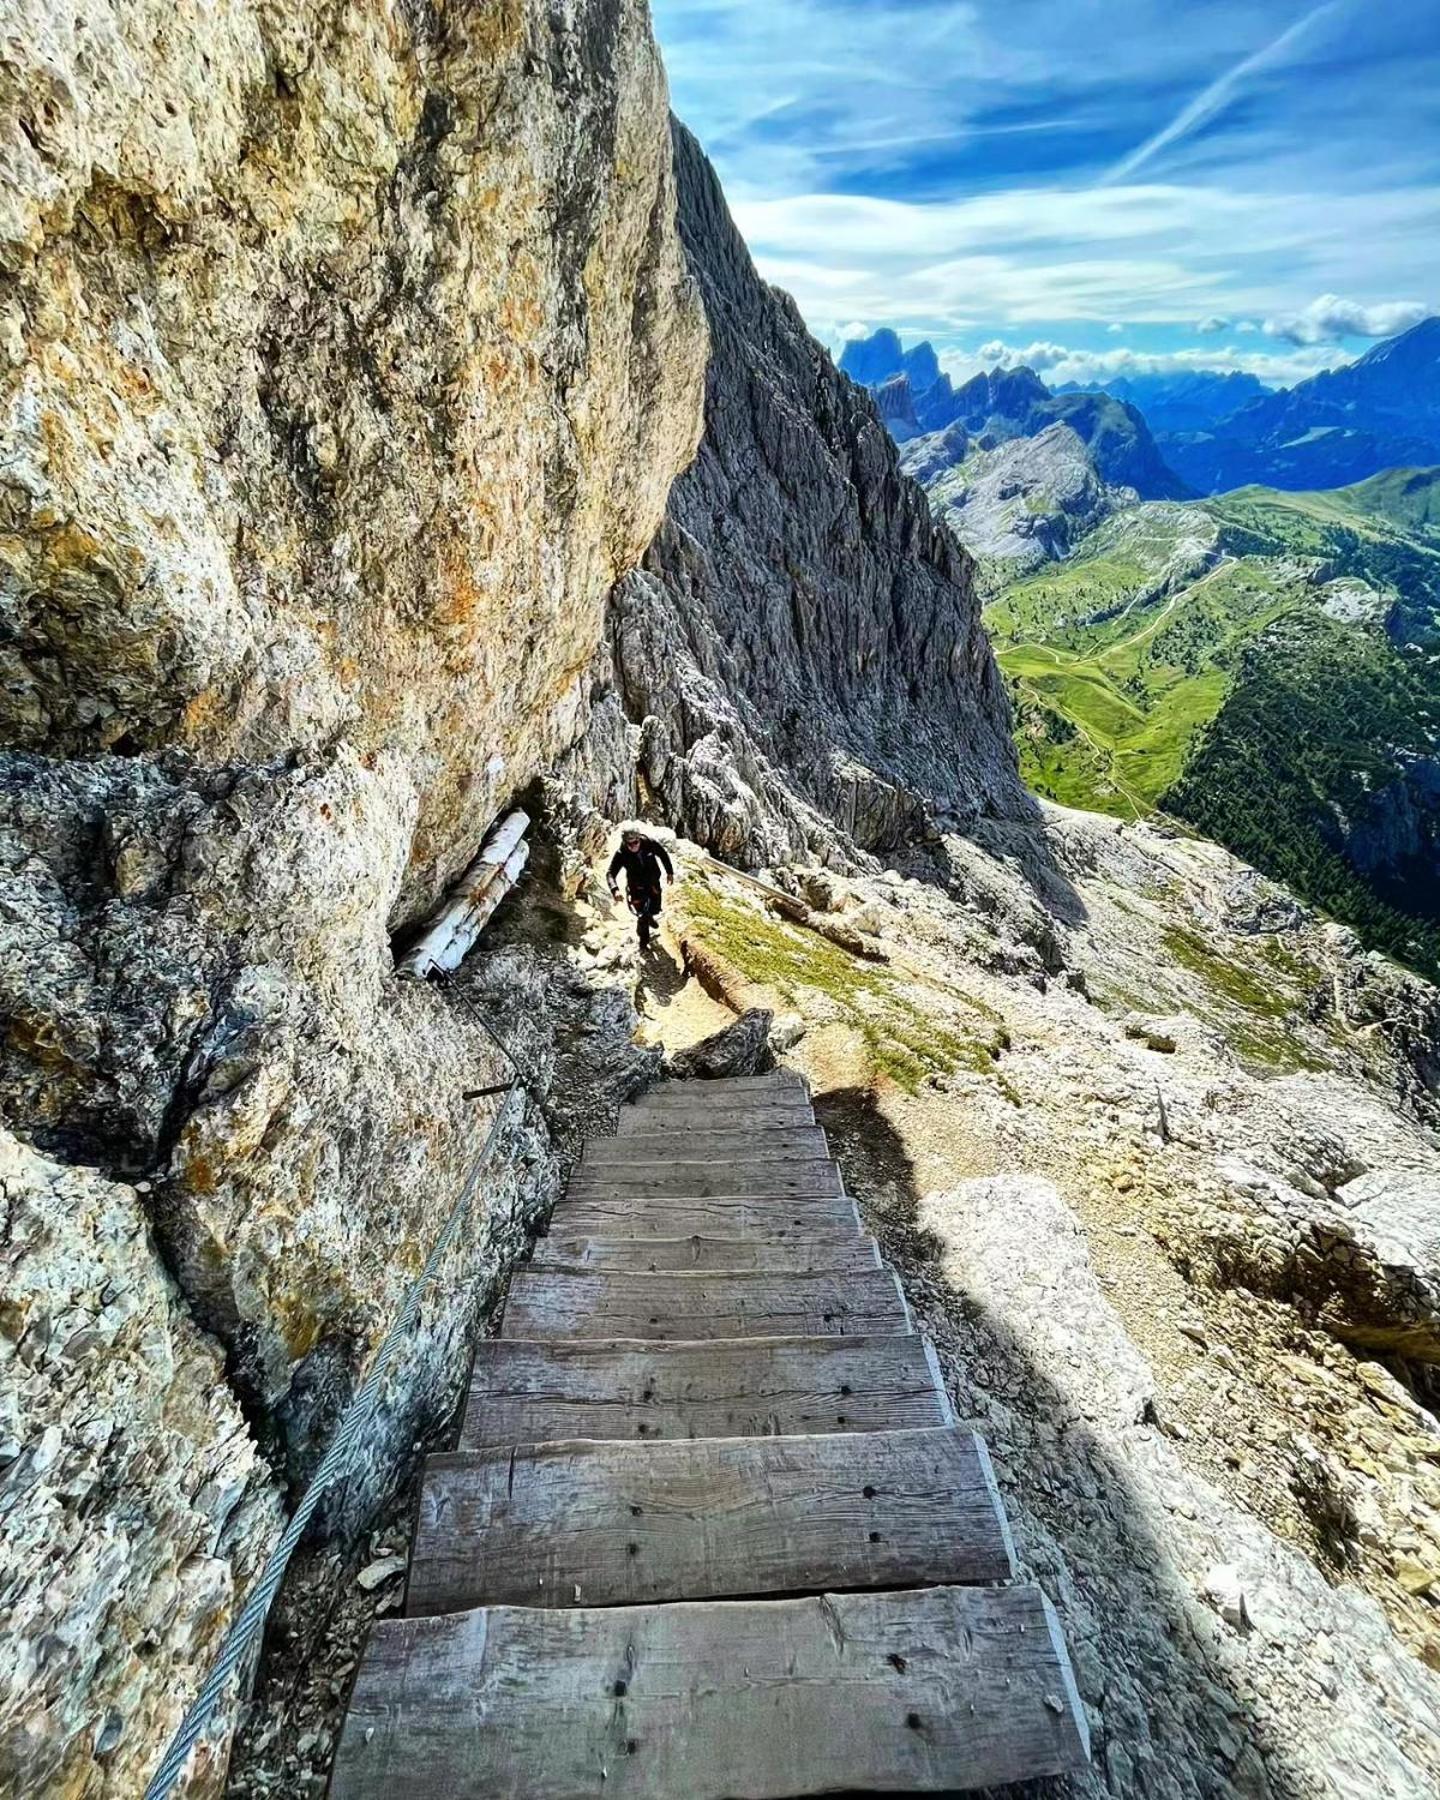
[0,0,705,1788]
[0,1128,281,1796]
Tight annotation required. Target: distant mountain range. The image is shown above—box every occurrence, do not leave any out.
[1055,369,1269,435]
[844,320,1440,971]
[1160,317,1440,493]
[839,330,1189,500]
[842,332,1440,974]
[846,314,1440,497]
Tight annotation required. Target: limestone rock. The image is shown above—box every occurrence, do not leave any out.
[0,1129,281,1797]
[914,1174,1440,1798]
[902,421,1129,585]
[571,122,1028,867]
[1209,1156,1440,1363]
[0,0,705,915]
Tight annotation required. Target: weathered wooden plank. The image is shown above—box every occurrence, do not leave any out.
[500,1269,911,1342]
[549,1193,863,1239]
[406,1426,1014,1616]
[615,1104,815,1135]
[330,1584,1091,1798]
[636,1071,807,1099]
[534,1234,884,1273]
[459,1334,953,1449]
[626,1080,817,1108]
[566,1159,844,1201]
[582,1127,830,1165]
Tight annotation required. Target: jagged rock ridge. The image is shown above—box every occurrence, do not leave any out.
[579,125,1027,864]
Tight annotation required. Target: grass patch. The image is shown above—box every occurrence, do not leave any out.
[1160,924,1329,1072]
[685,886,1009,1094]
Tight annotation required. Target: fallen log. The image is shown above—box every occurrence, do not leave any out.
[399,810,530,978]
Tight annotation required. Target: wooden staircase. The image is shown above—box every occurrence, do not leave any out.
[329,1070,1090,1797]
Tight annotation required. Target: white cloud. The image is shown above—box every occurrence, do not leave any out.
[1107,322,1125,334]
[937,339,1347,390]
[974,338,1072,371]
[1099,2,1344,187]
[837,320,873,341]
[1196,315,1230,333]
[733,181,1440,339]
[1262,292,1433,345]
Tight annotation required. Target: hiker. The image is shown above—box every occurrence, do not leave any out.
[607,827,675,950]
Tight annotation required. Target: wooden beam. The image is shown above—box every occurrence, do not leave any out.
[459,1333,955,1450]
[548,1193,863,1239]
[329,1584,1091,1798]
[500,1269,912,1342]
[533,1234,883,1273]
[582,1127,830,1165]
[565,1159,845,1201]
[405,1427,1015,1615]
[615,1103,816,1135]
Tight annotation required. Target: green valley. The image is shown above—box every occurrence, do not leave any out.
[982,470,1440,979]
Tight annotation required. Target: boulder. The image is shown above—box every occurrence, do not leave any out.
[665,1009,777,1080]
[1208,1160,1440,1362]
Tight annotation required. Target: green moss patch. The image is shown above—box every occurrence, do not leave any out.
[685,886,1009,1095]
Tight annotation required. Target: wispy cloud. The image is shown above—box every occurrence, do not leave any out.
[732,181,1440,335]
[652,1,1440,380]
[1098,2,1345,186]
[937,338,1351,388]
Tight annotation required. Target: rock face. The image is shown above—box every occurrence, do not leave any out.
[665,1008,776,1080]
[0,0,704,1787]
[0,0,704,909]
[0,1128,281,1797]
[582,124,1026,865]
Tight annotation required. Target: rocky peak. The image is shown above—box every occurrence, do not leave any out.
[837,325,906,385]
[954,363,1053,418]
[874,371,921,438]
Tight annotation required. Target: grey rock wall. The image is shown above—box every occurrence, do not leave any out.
[583,122,1028,867]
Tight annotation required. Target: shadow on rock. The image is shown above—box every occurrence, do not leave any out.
[814,1085,1318,1800]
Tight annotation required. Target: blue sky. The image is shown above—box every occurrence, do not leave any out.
[650,0,1440,388]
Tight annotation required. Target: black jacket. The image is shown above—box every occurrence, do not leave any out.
[607,835,674,896]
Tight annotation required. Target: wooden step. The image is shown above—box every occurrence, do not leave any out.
[629,1089,812,1114]
[500,1270,910,1342]
[405,1426,1014,1615]
[329,1584,1091,1798]
[534,1235,884,1273]
[615,1104,815,1135]
[566,1159,844,1201]
[459,1334,954,1449]
[637,1071,808,1099]
[582,1127,829,1164]
[550,1194,863,1239]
